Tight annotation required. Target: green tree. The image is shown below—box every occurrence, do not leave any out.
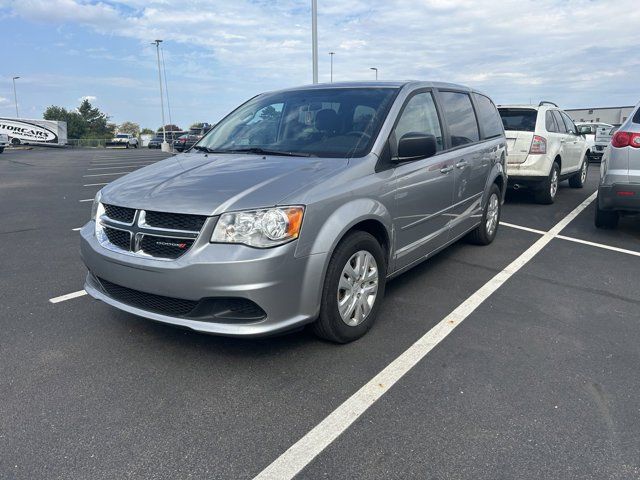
[43,105,86,139]
[190,122,205,130]
[140,128,154,135]
[158,124,181,132]
[78,99,111,138]
[260,105,280,120]
[118,121,140,136]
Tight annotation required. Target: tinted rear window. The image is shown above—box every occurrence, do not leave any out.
[498,108,537,132]
[473,94,503,139]
[440,91,480,147]
[634,108,640,124]
[545,111,559,132]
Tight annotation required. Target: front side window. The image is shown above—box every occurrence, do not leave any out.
[473,94,503,139]
[560,111,577,134]
[393,92,443,152]
[440,91,480,147]
[198,88,399,158]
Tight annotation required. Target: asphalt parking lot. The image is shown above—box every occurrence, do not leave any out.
[1,148,639,480]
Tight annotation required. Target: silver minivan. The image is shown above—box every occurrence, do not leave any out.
[81,81,507,342]
[595,101,640,228]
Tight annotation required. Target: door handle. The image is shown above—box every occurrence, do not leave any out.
[440,165,454,174]
[456,160,469,169]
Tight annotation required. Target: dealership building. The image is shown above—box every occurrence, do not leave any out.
[565,106,634,126]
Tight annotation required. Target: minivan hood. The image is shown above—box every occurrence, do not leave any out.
[100,152,348,215]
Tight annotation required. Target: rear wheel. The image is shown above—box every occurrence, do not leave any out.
[0,147,4,154]
[534,161,560,204]
[312,231,386,343]
[569,156,588,188]
[595,200,619,229]
[467,184,501,245]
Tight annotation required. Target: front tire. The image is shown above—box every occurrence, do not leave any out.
[569,156,588,188]
[467,184,502,245]
[312,231,386,343]
[534,161,560,204]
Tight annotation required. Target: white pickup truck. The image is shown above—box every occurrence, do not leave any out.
[106,133,139,148]
[0,133,8,153]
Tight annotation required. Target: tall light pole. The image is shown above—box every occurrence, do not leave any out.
[370,67,378,80]
[152,40,169,152]
[329,52,335,83]
[12,76,20,118]
[311,0,318,83]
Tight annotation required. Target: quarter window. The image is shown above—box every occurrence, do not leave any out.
[440,91,480,147]
[545,111,559,132]
[551,111,567,133]
[473,94,503,139]
[394,92,444,152]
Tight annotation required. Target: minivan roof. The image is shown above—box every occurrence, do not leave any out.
[271,80,484,95]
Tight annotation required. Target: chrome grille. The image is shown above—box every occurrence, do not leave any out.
[97,204,207,260]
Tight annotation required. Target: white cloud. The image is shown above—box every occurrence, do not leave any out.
[0,96,9,105]
[4,0,640,124]
[79,95,97,102]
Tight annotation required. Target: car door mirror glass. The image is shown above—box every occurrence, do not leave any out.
[395,132,437,161]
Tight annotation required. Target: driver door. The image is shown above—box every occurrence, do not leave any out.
[391,91,454,271]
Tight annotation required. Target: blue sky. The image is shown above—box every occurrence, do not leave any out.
[1,0,639,132]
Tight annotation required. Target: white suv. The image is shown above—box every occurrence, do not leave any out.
[499,102,589,204]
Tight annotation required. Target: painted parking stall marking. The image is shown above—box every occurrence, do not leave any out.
[49,290,87,304]
[253,192,597,480]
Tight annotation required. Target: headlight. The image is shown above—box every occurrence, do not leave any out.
[91,190,103,221]
[211,206,304,248]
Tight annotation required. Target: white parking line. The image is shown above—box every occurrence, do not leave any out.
[89,161,156,167]
[49,290,87,304]
[253,192,597,480]
[556,234,640,258]
[72,227,82,231]
[79,199,93,202]
[87,165,147,170]
[500,221,546,235]
[84,183,109,187]
[501,221,640,258]
[83,172,134,177]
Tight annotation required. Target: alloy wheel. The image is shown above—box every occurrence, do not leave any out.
[337,250,379,326]
[486,193,500,237]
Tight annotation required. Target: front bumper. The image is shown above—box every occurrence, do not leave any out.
[80,222,326,336]
[598,183,640,212]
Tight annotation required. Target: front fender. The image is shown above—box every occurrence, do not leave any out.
[295,198,393,259]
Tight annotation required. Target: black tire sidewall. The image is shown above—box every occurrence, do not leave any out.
[318,232,386,343]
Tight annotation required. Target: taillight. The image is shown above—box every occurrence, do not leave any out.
[529,135,547,154]
[611,131,640,148]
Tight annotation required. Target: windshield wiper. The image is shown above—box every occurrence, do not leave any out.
[223,147,314,157]
[191,145,223,154]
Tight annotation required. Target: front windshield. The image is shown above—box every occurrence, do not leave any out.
[198,87,399,158]
[116,134,129,138]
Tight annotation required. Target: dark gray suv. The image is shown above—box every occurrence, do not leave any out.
[81,81,507,343]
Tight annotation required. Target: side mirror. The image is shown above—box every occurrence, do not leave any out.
[396,132,437,161]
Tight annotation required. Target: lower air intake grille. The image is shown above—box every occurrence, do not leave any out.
[98,278,198,317]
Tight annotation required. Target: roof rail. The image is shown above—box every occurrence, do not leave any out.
[538,100,559,107]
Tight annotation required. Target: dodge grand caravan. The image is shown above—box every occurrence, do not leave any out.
[81,82,507,343]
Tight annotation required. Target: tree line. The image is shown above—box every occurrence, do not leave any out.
[43,99,206,139]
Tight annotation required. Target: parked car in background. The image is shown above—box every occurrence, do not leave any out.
[81,81,507,343]
[575,122,613,162]
[498,101,589,204]
[107,133,139,149]
[595,102,640,228]
[147,131,186,149]
[173,133,203,152]
[0,133,8,153]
